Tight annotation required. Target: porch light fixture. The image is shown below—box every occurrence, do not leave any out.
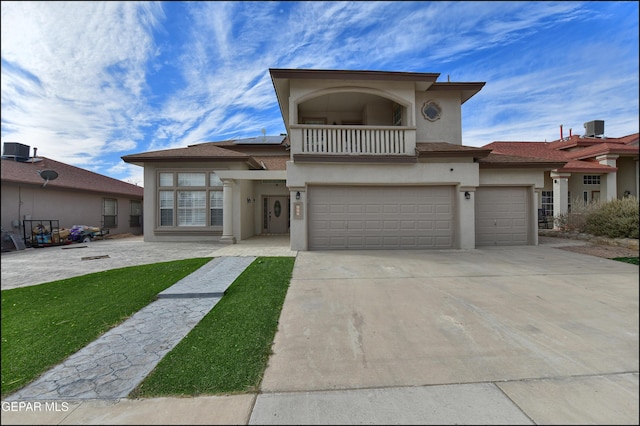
[247,197,251,204]
[464,191,471,200]
[296,191,301,200]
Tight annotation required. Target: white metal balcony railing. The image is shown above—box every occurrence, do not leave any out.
[290,125,416,156]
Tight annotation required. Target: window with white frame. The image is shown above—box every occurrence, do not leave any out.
[102,199,117,228]
[159,191,174,226]
[541,191,553,216]
[583,175,600,185]
[158,171,224,228]
[178,191,206,226]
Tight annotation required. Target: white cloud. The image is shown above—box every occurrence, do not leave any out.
[1,0,637,186]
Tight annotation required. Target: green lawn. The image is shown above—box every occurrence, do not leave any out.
[130,257,294,397]
[1,256,295,399]
[1,258,212,397]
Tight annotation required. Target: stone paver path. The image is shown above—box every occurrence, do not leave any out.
[5,256,256,400]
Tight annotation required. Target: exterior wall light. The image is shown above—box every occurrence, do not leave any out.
[296,191,301,200]
[464,191,471,200]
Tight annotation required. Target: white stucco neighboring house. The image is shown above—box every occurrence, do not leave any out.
[122,68,566,250]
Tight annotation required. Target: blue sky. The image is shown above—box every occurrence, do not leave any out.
[1,1,638,187]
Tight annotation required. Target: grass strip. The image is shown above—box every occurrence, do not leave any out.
[612,256,639,265]
[130,256,295,397]
[1,258,212,397]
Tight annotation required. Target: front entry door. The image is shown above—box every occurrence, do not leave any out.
[266,196,289,234]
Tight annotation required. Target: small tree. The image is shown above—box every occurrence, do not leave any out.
[585,196,639,239]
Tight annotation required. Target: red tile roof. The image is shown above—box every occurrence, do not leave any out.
[482,136,640,173]
[565,142,639,160]
[1,157,143,197]
[477,153,566,169]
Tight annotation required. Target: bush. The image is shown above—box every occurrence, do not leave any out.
[555,197,602,233]
[585,196,639,239]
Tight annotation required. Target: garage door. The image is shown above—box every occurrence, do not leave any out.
[475,187,529,246]
[308,186,454,250]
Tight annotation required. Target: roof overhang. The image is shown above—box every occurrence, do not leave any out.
[427,82,486,104]
[122,155,262,170]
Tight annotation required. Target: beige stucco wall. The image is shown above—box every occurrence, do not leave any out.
[414,91,462,144]
[287,161,479,188]
[1,182,142,241]
[141,162,290,243]
[479,168,546,188]
[617,157,638,198]
[289,79,416,126]
[287,160,480,250]
[141,161,249,242]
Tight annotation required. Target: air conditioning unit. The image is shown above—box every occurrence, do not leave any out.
[583,120,604,137]
[2,142,31,160]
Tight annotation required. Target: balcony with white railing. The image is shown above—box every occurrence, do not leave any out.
[289,125,416,159]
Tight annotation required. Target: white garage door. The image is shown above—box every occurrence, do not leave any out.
[475,187,529,246]
[308,186,454,250]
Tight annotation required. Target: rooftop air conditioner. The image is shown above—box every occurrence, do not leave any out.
[584,120,604,137]
[2,142,31,161]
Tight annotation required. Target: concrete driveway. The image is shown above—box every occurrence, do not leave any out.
[1,237,638,424]
[258,245,639,424]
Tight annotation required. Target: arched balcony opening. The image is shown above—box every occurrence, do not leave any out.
[290,91,416,157]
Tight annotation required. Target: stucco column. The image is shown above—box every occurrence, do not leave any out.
[220,179,236,244]
[597,154,618,201]
[550,171,570,229]
[289,187,306,251]
[458,187,475,249]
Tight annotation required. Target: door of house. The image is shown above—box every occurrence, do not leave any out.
[591,191,600,203]
[265,196,289,234]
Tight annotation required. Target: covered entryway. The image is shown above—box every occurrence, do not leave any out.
[308,185,454,250]
[263,196,290,234]
[475,186,529,246]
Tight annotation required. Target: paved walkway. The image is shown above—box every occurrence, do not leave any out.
[4,256,255,401]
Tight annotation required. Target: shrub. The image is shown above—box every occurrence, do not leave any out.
[585,196,639,239]
[555,196,602,233]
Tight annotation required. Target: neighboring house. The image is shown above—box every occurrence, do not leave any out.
[484,122,639,227]
[1,142,144,245]
[123,68,567,251]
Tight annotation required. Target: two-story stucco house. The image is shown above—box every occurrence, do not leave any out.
[122,68,565,251]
